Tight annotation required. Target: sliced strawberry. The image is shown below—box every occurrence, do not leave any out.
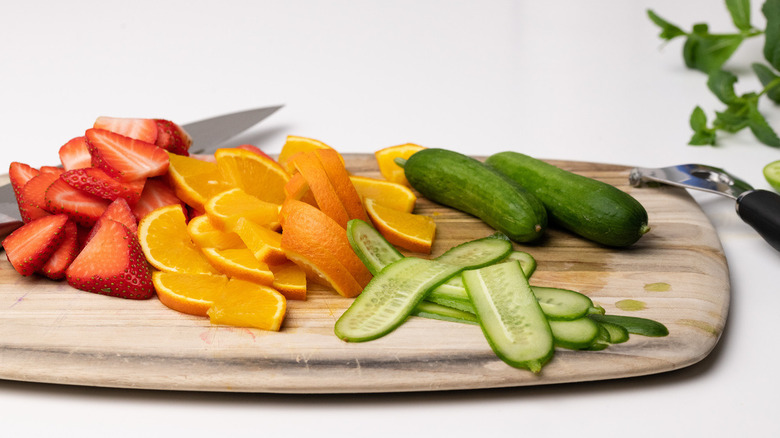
[237,144,276,163]
[38,220,79,280]
[189,153,216,163]
[44,178,110,227]
[18,172,60,223]
[154,119,192,156]
[2,214,69,276]
[61,167,145,205]
[93,116,158,144]
[131,177,184,221]
[39,166,65,175]
[85,128,169,182]
[8,162,39,199]
[59,136,92,170]
[92,198,138,236]
[65,219,154,300]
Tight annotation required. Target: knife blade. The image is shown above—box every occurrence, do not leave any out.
[0,105,283,242]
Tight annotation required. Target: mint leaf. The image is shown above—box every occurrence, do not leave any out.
[752,63,780,103]
[647,10,686,40]
[688,107,718,145]
[763,0,780,70]
[715,105,751,132]
[726,0,753,32]
[707,69,741,104]
[683,24,744,73]
[747,104,780,146]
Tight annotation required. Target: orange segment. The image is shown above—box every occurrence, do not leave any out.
[269,261,307,301]
[215,148,290,204]
[364,198,436,254]
[204,188,281,231]
[291,151,350,228]
[207,278,286,331]
[375,143,425,186]
[283,172,317,206]
[315,148,369,223]
[187,214,245,250]
[349,175,417,213]
[277,135,342,174]
[167,152,233,211]
[138,205,221,274]
[233,217,287,264]
[200,247,275,285]
[152,271,229,316]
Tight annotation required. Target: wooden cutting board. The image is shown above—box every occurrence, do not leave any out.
[0,155,730,393]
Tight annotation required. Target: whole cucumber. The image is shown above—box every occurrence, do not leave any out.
[485,152,649,247]
[403,148,547,243]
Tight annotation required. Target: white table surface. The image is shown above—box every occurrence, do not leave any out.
[2,0,779,436]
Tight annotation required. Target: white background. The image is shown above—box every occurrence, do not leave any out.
[2,0,779,436]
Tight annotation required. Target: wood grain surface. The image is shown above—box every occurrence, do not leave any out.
[0,155,730,393]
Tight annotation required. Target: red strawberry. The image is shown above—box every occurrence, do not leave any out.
[44,177,110,227]
[18,172,60,223]
[61,167,145,205]
[8,162,39,199]
[2,214,69,276]
[85,128,169,182]
[65,219,154,300]
[59,136,92,170]
[86,198,138,244]
[131,177,184,221]
[154,119,192,156]
[93,116,158,144]
[38,220,78,280]
[40,166,64,175]
[237,144,276,163]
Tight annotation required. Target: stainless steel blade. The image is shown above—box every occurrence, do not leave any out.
[629,164,754,199]
[185,105,283,154]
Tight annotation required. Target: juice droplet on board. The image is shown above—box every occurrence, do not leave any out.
[615,299,647,311]
[644,282,670,292]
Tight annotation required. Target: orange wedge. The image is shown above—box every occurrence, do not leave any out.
[215,148,290,204]
[364,198,436,254]
[207,278,286,331]
[375,143,425,186]
[269,261,307,301]
[138,204,221,274]
[349,175,417,213]
[200,247,275,285]
[152,271,229,316]
[315,148,369,223]
[167,152,233,211]
[187,214,245,250]
[277,135,342,174]
[233,217,287,264]
[283,172,318,206]
[204,188,281,231]
[290,151,350,228]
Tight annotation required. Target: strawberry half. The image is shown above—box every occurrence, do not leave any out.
[61,167,145,205]
[38,220,79,280]
[8,162,39,199]
[154,119,192,156]
[65,219,154,300]
[93,116,158,144]
[85,198,138,245]
[131,177,184,221]
[18,172,60,223]
[45,177,110,227]
[59,136,92,171]
[2,214,69,276]
[85,128,169,182]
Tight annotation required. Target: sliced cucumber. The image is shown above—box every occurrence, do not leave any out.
[585,324,612,350]
[435,233,513,267]
[533,286,594,321]
[346,219,404,275]
[463,260,554,373]
[548,317,601,350]
[412,301,478,325]
[503,250,537,278]
[599,321,629,344]
[588,314,669,337]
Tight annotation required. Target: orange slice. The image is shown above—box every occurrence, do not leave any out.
[277,135,342,174]
[200,247,275,285]
[290,151,350,228]
[269,261,307,301]
[364,198,436,254]
[283,172,318,206]
[152,271,229,316]
[207,278,286,331]
[315,148,369,223]
[233,217,287,264]
[187,214,245,250]
[167,152,233,211]
[138,205,221,274]
[349,175,417,213]
[374,143,425,186]
[204,188,281,231]
[215,148,290,204]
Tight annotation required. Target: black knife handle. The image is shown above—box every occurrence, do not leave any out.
[736,189,780,252]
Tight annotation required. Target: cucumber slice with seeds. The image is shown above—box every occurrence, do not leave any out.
[533,286,594,321]
[463,260,554,373]
[346,219,403,275]
[549,317,601,350]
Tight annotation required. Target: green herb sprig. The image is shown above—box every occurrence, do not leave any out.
[649,0,780,147]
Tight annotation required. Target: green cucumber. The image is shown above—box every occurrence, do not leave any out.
[402,148,547,243]
[346,219,404,275]
[335,235,512,342]
[588,314,669,337]
[412,301,478,325]
[505,250,537,277]
[548,317,601,350]
[598,321,629,344]
[463,261,554,373]
[533,286,594,321]
[485,151,650,247]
